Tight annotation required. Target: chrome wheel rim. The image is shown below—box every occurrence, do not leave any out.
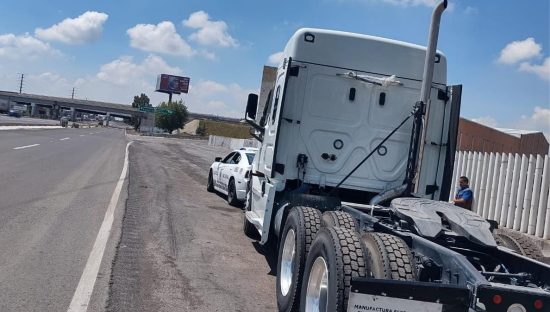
[280,229,296,297]
[305,256,329,312]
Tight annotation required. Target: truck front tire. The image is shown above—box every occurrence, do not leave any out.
[243,213,258,239]
[276,206,321,312]
[300,227,366,312]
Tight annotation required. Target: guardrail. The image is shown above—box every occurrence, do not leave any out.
[208,135,259,151]
[450,151,550,239]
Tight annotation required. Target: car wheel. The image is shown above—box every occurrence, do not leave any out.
[227,178,239,206]
[207,170,214,192]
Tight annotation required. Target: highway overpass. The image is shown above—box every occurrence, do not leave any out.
[0,90,145,124]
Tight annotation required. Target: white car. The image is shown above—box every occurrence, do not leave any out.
[207,147,257,206]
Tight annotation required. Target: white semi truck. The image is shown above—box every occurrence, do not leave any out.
[240,1,550,311]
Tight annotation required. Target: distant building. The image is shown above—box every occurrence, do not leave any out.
[457,118,549,156]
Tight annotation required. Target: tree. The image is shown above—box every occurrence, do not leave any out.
[132,93,151,108]
[155,100,189,133]
[130,93,151,128]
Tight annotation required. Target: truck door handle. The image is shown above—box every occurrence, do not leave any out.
[321,153,337,161]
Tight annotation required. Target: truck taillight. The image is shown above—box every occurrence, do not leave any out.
[534,299,543,310]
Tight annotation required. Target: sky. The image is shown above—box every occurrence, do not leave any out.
[0,0,548,137]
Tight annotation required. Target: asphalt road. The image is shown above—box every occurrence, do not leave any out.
[0,114,61,126]
[107,136,277,312]
[0,127,128,311]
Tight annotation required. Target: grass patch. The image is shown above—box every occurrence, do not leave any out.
[198,119,252,139]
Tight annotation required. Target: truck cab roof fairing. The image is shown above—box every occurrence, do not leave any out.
[283,28,447,85]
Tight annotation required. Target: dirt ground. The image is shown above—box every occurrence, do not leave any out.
[106,137,277,312]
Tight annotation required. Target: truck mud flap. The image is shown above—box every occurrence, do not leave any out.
[348,278,470,312]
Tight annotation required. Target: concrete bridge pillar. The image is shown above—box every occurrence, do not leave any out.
[31,103,37,117]
[70,107,76,122]
[105,112,111,127]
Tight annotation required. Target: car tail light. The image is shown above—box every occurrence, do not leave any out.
[534,299,543,310]
[493,294,502,305]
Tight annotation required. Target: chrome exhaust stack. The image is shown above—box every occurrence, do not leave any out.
[406,0,448,195]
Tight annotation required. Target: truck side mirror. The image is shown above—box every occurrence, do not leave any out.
[246,93,258,120]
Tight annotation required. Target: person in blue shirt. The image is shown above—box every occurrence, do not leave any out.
[452,176,473,210]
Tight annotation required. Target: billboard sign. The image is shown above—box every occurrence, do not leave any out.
[156,74,190,94]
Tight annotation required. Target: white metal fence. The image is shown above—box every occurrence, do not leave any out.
[208,135,259,151]
[450,151,550,239]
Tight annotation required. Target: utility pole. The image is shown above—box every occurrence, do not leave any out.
[71,87,75,99]
[19,74,24,94]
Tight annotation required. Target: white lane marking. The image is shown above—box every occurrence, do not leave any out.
[79,134,85,137]
[13,143,40,150]
[67,141,133,312]
[60,137,70,141]
[89,132,94,135]
[0,125,63,131]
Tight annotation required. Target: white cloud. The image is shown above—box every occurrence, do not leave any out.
[464,6,478,15]
[514,106,550,141]
[184,80,256,118]
[207,100,227,110]
[35,11,108,44]
[0,33,60,60]
[382,0,439,6]
[519,57,550,80]
[497,38,542,65]
[183,11,238,48]
[471,116,498,128]
[267,52,284,66]
[471,107,550,141]
[96,54,182,86]
[127,21,195,57]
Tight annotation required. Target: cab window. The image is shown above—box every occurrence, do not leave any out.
[245,153,255,165]
[271,85,281,125]
[230,153,241,165]
[222,152,235,163]
[260,89,273,127]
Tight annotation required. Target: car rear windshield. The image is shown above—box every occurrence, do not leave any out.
[246,153,255,165]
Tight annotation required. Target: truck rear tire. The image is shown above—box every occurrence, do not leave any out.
[494,231,544,261]
[276,206,321,312]
[321,211,355,230]
[361,232,417,280]
[300,227,366,312]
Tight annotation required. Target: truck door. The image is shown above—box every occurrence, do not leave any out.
[249,59,292,241]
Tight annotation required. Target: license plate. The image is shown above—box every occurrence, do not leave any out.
[347,292,443,312]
